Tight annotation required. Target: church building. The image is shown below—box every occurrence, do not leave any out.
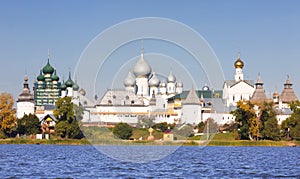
[222,54,255,107]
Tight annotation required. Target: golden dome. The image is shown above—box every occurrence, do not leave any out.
[234,57,244,69]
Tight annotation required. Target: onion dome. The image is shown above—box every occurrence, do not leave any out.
[234,53,244,69]
[176,81,183,87]
[167,69,176,83]
[37,69,45,81]
[73,81,80,91]
[60,81,67,90]
[124,71,135,87]
[43,58,55,74]
[202,84,210,91]
[159,81,166,87]
[273,91,279,97]
[51,70,59,81]
[149,72,160,87]
[65,72,74,87]
[133,50,151,78]
[79,88,86,96]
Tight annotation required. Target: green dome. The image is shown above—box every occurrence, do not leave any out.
[43,59,54,74]
[60,81,67,90]
[51,70,59,81]
[65,72,74,87]
[37,69,45,81]
[73,82,79,91]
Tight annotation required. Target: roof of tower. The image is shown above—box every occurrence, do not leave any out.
[133,49,151,78]
[234,52,244,69]
[43,58,55,74]
[60,80,67,90]
[37,69,45,81]
[65,72,74,87]
[184,86,200,105]
[167,69,176,83]
[51,69,59,81]
[73,81,80,91]
[17,75,34,102]
[176,81,183,87]
[149,72,160,87]
[280,76,298,103]
[124,71,136,87]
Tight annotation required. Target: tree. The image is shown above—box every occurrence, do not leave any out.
[136,115,155,129]
[281,100,300,140]
[152,122,169,132]
[53,97,84,139]
[0,93,17,137]
[112,122,133,140]
[259,102,280,140]
[16,114,41,135]
[53,96,74,122]
[231,100,256,140]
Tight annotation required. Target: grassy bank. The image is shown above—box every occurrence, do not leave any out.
[0,132,299,146]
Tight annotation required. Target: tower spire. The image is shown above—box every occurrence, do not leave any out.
[141,39,144,58]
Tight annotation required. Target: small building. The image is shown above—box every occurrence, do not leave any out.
[40,114,57,134]
[163,129,174,141]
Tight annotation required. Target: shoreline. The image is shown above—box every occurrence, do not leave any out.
[0,138,298,147]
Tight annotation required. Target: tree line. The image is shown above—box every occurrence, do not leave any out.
[0,93,83,139]
[231,100,300,141]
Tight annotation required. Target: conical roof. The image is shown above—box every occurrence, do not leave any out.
[18,75,34,102]
[251,73,267,103]
[280,76,298,103]
[184,86,200,105]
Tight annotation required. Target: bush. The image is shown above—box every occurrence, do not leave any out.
[112,122,133,140]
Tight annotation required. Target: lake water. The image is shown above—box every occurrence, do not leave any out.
[0,145,300,178]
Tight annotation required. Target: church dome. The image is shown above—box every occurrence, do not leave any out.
[176,81,183,87]
[124,71,135,87]
[149,72,160,87]
[43,59,55,74]
[234,56,244,69]
[202,84,210,91]
[133,53,151,78]
[37,69,45,81]
[167,70,176,83]
[60,81,67,90]
[65,72,74,87]
[51,70,59,81]
[160,81,166,87]
[73,82,79,91]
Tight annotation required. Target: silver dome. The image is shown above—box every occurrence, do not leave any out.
[133,53,151,78]
[167,70,176,83]
[124,71,135,87]
[149,72,160,87]
[159,81,166,87]
[176,81,183,87]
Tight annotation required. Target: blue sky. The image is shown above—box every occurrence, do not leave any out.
[1,0,300,100]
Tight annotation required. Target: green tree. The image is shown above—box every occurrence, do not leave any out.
[231,100,256,140]
[53,97,74,122]
[281,100,300,140]
[16,114,41,135]
[152,122,169,132]
[53,97,84,139]
[197,121,205,133]
[259,102,280,140]
[0,93,17,137]
[112,122,133,140]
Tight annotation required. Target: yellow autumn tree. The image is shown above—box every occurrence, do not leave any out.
[0,93,17,137]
